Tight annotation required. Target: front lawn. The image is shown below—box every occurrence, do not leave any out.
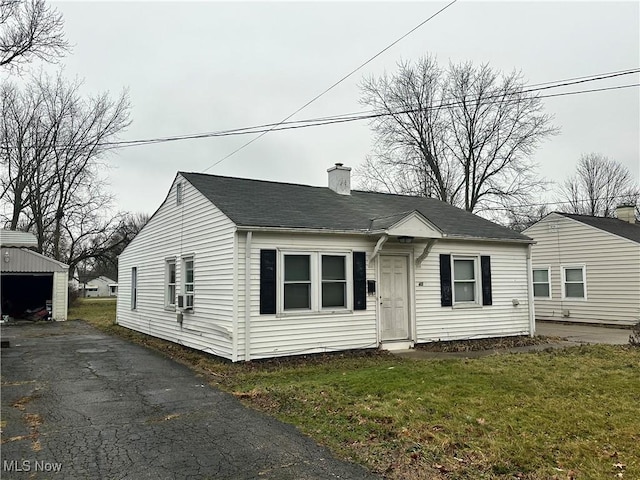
[70,298,640,479]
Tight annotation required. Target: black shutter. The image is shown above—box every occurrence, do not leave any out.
[259,250,276,314]
[439,254,452,307]
[480,255,492,306]
[353,252,366,310]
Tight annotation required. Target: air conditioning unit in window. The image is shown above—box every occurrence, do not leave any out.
[177,295,193,311]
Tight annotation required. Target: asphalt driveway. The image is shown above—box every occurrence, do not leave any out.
[0,321,379,480]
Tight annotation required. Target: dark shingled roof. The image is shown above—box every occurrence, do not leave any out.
[180,172,531,242]
[556,212,640,244]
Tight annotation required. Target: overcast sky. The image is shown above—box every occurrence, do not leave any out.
[42,1,640,216]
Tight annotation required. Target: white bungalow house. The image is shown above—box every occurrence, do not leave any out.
[116,165,536,361]
[523,206,640,326]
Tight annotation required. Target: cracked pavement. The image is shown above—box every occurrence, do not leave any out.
[1,321,379,479]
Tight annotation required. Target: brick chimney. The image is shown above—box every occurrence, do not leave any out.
[615,204,636,224]
[327,163,351,195]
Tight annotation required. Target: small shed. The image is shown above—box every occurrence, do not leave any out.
[1,230,69,321]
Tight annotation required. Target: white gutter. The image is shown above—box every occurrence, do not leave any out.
[244,231,252,361]
[526,243,536,337]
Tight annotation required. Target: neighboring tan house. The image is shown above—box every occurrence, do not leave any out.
[80,276,117,297]
[117,165,536,362]
[0,230,69,321]
[523,205,640,326]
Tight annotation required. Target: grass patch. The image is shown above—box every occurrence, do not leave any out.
[71,298,640,479]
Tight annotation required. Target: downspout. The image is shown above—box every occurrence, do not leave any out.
[244,231,252,361]
[526,244,535,337]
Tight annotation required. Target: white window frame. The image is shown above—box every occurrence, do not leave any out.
[278,250,352,315]
[182,256,195,310]
[451,255,480,306]
[532,267,552,299]
[165,258,176,308]
[562,265,587,300]
[131,267,138,310]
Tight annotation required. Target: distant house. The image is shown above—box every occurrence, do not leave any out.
[116,165,535,362]
[80,276,117,297]
[0,230,69,321]
[523,205,639,326]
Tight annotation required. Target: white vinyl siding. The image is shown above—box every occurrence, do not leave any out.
[237,233,377,361]
[117,176,236,359]
[51,271,69,321]
[524,213,640,326]
[533,267,551,298]
[415,241,531,343]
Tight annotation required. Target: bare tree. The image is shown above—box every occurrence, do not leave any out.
[0,0,69,70]
[0,72,131,276]
[557,153,640,217]
[80,212,149,281]
[356,56,558,213]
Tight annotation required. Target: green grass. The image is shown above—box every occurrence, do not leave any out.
[70,298,640,479]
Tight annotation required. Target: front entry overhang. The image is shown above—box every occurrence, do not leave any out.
[368,210,442,266]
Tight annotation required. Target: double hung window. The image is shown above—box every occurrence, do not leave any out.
[533,268,551,298]
[452,256,478,304]
[562,265,586,299]
[183,257,194,308]
[166,259,176,306]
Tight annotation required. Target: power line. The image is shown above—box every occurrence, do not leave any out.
[3,70,639,151]
[475,193,639,213]
[201,0,459,172]
[104,75,639,148]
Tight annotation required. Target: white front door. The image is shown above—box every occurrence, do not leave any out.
[380,255,410,341]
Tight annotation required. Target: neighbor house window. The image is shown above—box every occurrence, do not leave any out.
[183,257,194,309]
[321,255,346,308]
[562,265,586,299]
[452,256,478,304]
[166,259,176,307]
[284,254,311,310]
[131,267,138,309]
[533,267,551,298]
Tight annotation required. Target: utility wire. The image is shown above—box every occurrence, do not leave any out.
[102,78,639,149]
[3,71,639,151]
[202,0,459,172]
[474,194,639,212]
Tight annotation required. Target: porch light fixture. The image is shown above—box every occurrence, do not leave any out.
[3,251,9,263]
[398,236,414,244]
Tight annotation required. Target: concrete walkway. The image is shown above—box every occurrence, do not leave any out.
[0,321,379,480]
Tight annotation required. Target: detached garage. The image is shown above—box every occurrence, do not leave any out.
[1,230,69,321]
